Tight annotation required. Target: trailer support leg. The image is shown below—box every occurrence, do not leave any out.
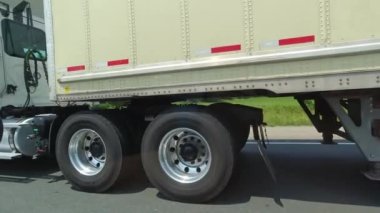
[323,95,380,160]
[318,94,380,181]
[322,93,380,180]
[297,97,346,144]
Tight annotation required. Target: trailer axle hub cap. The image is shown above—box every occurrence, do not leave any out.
[159,128,211,184]
[180,144,198,162]
[89,140,105,158]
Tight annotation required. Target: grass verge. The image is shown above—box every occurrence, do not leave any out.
[95,97,312,126]
[205,97,312,126]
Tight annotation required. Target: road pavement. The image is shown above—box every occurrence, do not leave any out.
[0,127,379,213]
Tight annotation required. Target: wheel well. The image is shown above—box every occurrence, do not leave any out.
[48,107,90,156]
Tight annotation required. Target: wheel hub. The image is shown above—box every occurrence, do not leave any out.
[68,129,107,176]
[89,139,105,158]
[180,144,198,162]
[159,128,212,184]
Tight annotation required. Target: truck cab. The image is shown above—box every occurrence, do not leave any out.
[0,0,51,108]
[0,0,57,160]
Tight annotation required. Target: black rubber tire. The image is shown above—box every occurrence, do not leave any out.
[55,112,128,192]
[208,103,250,151]
[141,110,235,203]
[0,119,3,142]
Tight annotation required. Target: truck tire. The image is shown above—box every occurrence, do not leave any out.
[141,110,235,202]
[56,112,128,192]
[208,103,250,151]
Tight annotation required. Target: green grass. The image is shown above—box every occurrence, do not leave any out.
[205,97,312,126]
[95,97,312,126]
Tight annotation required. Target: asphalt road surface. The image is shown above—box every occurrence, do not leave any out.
[0,140,379,213]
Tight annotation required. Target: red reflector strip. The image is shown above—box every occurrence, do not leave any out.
[108,59,129,67]
[67,65,85,72]
[211,44,241,54]
[279,35,315,46]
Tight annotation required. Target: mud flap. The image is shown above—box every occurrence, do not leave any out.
[253,124,277,183]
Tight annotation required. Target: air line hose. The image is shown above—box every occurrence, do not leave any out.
[23,49,48,108]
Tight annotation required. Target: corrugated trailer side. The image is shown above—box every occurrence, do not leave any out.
[46,0,380,101]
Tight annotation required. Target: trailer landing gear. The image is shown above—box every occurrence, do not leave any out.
[298,92,380,182]
[298,97,344,145]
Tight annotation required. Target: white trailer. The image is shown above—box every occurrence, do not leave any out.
[0,0,379,202]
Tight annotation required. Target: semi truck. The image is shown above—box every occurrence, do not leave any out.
[0,0,380,202]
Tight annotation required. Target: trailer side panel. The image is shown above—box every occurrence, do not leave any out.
[49,0,380,101]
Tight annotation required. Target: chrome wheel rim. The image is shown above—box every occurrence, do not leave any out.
[159,128,211,184]
[68,129,107,176]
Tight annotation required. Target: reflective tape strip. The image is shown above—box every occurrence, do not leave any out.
[96,59,130,69]
[279,35,315,46]
[67,65,85,72]
[261,35,316,48]
[108,59,129,67]
[211,44,241,54]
